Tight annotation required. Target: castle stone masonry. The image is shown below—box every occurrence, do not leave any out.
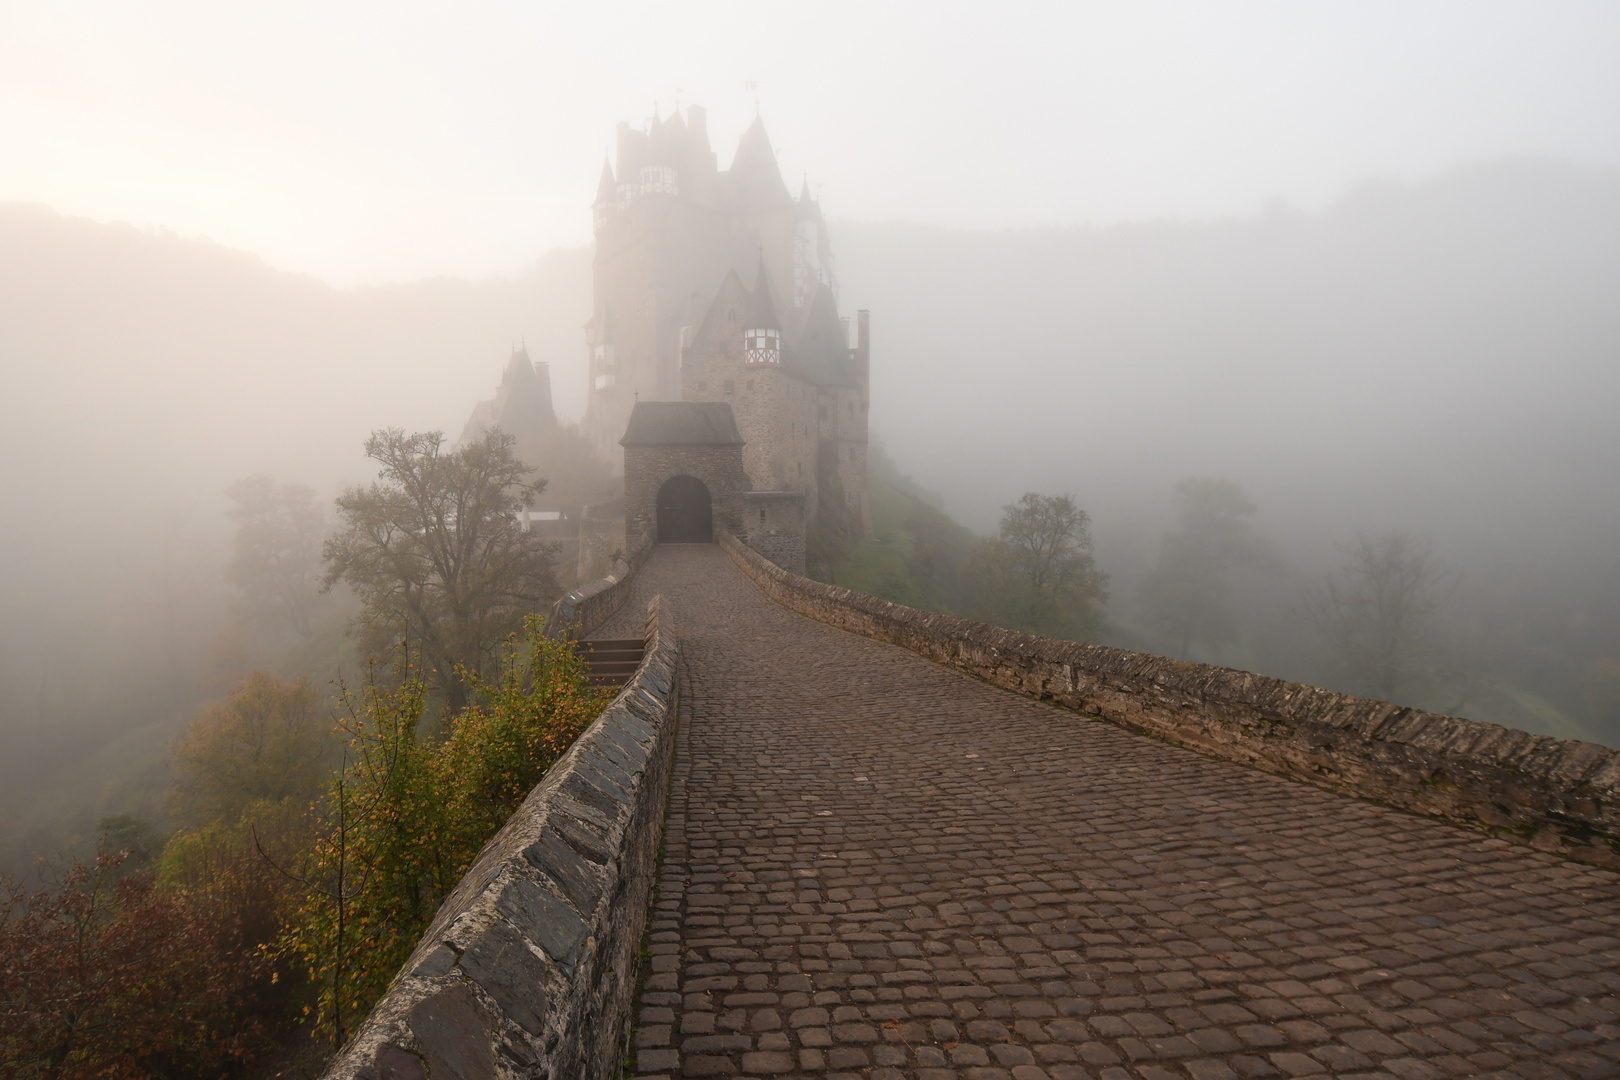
[586,106,871,541]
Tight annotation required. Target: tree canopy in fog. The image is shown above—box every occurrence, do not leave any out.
[167,672,328,828]
[1308,531,1452,702]
[963,493,1107,641]
[225,476,329,640]
[323,428,560,709]
[1138,478,1272,657]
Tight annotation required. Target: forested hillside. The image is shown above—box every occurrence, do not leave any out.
[0,206,591,875]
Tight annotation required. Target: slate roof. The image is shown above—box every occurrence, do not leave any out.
[620,401,745,446]
[727,115,792,212]
[784,283,856,388]
[749,258,782,332]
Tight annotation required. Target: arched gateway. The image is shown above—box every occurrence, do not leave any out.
[656,476,713,543]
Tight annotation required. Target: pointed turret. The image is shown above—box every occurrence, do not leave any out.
[729,115,792,211]
[458,346,556,446]
[592,156,616,232]
[745,257,782,367]
[795,174,822,224]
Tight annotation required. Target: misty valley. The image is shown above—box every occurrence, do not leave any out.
[3,110,1619,1077]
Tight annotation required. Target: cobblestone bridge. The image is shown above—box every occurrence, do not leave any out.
[592,545,1620,1080]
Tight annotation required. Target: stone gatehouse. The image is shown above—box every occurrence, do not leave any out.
[620,400,805,573]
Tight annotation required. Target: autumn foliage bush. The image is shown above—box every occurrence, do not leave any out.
[275,615,609,1045]
[0,849,272,1079]
[1,616,611,1074]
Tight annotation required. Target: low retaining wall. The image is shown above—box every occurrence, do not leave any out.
[718,531,1620,869]
[321,596,680,1080]
[544,530,654,640]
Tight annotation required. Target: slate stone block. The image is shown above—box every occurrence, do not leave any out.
[553,813,614,865]
[561,768,623,819]
[575,753,633,800]
[407,984,496,1080]
[495,877,587,971]
[409,943,457,978]
[370,1044,424,1080]
[458,919,553,1035]
[522,827,604,913]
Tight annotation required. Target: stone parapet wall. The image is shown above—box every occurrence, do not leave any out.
[718,531,1620,869]
[320,597,679,1080]
[576,497,628,585]
[544,530,654,640]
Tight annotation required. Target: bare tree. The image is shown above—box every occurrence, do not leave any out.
[323,428,560,709]
[1138,477,1271,656]
[1308,530,1451,702]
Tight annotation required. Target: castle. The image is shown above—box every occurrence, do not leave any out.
[582,106,873,544]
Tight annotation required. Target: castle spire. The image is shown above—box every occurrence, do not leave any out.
[592,155,617,233]
[730,114,792,210]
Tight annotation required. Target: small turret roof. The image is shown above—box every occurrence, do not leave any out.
[749,257,782,332]
[594,157,615,203]
[785,283,856,388]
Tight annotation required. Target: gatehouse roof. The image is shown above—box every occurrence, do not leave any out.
[620,401,745,447]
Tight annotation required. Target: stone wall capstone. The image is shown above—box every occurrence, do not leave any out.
[718,530,1620,870]
[319,596,680,1080]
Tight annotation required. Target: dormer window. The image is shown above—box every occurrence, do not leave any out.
[745,327,781,366]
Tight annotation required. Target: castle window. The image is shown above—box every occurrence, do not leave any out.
[759,508,767,523]
[798,461,803,477]
[744,326,781,366]
[639,164,679,196]
[724,380,734,394]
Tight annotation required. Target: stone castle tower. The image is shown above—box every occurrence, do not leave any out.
[583,106,871,538]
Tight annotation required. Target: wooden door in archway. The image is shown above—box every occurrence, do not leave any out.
[656,476,713,543]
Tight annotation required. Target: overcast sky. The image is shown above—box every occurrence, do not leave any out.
[4,0,1618,285]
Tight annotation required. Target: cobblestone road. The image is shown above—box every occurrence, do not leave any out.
[594,544,1620,1080]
